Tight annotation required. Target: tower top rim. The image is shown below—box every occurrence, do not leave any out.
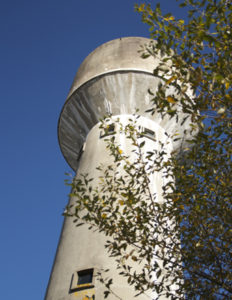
[58,37,196,170]
[66,37,156,100]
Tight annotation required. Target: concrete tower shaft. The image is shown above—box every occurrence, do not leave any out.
[46,37,195,300]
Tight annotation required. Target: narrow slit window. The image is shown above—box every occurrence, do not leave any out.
[76,142,86,161]
[141,127,156,141]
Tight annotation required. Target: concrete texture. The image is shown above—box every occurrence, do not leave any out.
[46,115,173,300]
[46,37,195,300]
[58,37,195,171]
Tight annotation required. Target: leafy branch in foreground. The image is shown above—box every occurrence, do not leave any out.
[65,0,232,298]
[134,0,232,298]
[66,117,184,299]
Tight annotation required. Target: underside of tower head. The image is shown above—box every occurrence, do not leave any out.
[58,37,195,171]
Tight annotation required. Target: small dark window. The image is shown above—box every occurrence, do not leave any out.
[100,123,115,138]
[69,268,94,294]
[76,142,86,161]
[78,269,93,285]
[141,127,156,141]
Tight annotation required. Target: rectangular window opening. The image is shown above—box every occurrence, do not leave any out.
[69,268,94,294]
[78,269,93,285]
[141,127,156,141]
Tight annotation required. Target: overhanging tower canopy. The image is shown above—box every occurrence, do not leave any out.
[58,36,194,170]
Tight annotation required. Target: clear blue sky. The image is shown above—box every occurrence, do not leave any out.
[0,1,186,299]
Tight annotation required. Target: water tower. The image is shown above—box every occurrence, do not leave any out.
[45,37,194,300]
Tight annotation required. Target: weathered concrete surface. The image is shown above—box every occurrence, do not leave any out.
[58,39,195,170]
[47,37,195,300]
[46,115,173,300]
[66,37,157,98]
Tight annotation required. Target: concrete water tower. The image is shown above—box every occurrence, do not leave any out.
[45,37,194,300]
